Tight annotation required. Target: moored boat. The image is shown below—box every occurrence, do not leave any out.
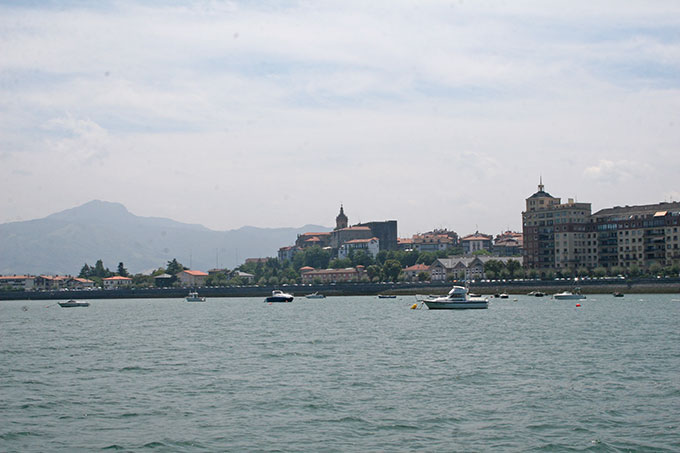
[266,290,294,302]
[613,292,624,297]
[58,299,90,308]
[378,294,396,299]
[186,291,206,302]
[499,293,509,299]
[305,292,326,299]
[528,291,545,297]
[553,290,585,300]
[422,286,488,310]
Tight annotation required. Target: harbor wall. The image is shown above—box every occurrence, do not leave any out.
[1,278,679,301]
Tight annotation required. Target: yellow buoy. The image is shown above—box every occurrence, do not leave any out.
[411,303,418,309]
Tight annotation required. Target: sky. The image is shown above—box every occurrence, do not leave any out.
[1,0,679,238]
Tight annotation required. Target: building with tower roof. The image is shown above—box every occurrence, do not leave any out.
[522,178,591,273]
[335,205,348,230]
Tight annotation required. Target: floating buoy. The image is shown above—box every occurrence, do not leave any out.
[411,303,418,310]
[576,303,581,307]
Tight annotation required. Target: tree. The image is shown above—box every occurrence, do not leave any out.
[383,259,402,282]
[506,260,521,278]
[417,271,430,282]
[329,258,352,269]
[117,262,129,277]
[166,259,185,275]
[93,259,112,278]
[78,263,92,278]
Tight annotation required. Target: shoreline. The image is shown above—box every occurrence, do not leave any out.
[2,277,679,301]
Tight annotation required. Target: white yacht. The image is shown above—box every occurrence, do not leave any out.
[186,291,206,302]
[58,300,90,308]
[422,286,488,310]
[266,290,294,303]
[305,292,326,299]
[553,291,585,300]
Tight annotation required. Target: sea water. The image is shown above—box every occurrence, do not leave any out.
[1,294,679,452]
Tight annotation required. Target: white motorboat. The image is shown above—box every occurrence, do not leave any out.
[305,292,326,299]
[266,290,294,303]
[186,291,206,302]
[553,291,585,300]
[422,286,488,309]
[58,300,90,308]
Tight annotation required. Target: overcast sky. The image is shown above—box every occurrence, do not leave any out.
[2,0,679,237]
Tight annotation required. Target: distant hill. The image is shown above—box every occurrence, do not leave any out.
[0,200,330,275]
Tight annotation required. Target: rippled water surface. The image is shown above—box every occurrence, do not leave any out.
[2,294,679,452]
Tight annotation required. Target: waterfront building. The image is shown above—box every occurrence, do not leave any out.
[403,263,430,281]
[589,202,680,270]
[295,232,332,249]
[67,277,95,290]
[460,232,493,255]
[36,275,71,290]
[229,270,255,283]
[300,265,366,284]
[429,256,522,281]
[522,180,591,274]
[338,237,380,260]
[278,246,297,262]
[102,276,132,289]
[175,270,208,287]
[0,275,36,291]
[493,231,523,256]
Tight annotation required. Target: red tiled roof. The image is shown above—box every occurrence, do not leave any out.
[181,270,208,277]
[103,276,132,281]
[344,237,378,244]
[404,263,430,272]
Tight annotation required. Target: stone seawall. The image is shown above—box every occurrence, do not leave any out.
[2,278,679,301]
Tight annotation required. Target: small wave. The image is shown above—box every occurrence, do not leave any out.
[102,445,128,451]
[0,431,38,441]
[141,441,167,448]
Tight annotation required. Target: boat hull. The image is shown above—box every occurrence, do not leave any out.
[424,301,488,309]
[554,294,585,300]
[58,301,90,308]
[266,296,293,302]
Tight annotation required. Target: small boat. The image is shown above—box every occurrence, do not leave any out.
[613,292,624,298]
[58,300,90,308]
[378,294,396,299]
[422,286,488,310]
[554,290,586,300]
[305,292,326,299]
[528,291,545,297]
[499,293,509,299]
[186,291,206,302]
[266,290,294,303]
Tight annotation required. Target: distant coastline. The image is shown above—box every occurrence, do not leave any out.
[2,278,679,301]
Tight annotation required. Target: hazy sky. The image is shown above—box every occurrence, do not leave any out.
[2,1,679,237]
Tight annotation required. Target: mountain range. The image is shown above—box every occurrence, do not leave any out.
[0,201,330,275]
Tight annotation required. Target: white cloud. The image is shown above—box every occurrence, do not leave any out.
[1,1,679,236]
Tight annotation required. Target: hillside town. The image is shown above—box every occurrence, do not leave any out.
[2,181,680,292]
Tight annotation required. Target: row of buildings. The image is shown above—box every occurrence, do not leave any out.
[298,255,522,284]
[0,270,219,292]
[279,206,522,262]
[522,180,680,273]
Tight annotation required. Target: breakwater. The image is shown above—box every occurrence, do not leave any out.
[2,277,679,301]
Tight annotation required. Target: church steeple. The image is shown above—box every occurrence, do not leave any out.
[335,204,348,230]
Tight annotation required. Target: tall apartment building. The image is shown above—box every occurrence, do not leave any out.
[590,202,680,270]
[522,180,591,273]
[523,181,680,272]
